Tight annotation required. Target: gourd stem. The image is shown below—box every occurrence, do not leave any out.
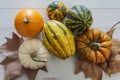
[90,42,100,50]
[110,21,120,31]
[107,21,120,38]
[31,53,46,62]
[23,18,29,24]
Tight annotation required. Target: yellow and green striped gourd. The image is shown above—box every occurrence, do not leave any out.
[42,20,76,59]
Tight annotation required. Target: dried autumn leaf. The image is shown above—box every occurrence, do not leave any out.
[75,59,102,80]
[99,21,120,76]
[75,21,120,80]
[0,32,23,57]
[0,32,24,80]
[25,66,48,80]
[101,21,120,76]
[100,39,120,76]
[0,32,48,80]
[1,55,25,80]
[74,58,83,74]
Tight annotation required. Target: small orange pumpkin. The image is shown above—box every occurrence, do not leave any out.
[76,28,112,64]
[14,9,44,38]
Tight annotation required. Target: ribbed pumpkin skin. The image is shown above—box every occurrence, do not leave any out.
[42,20,76,59]
[14,9,44,38]
[65,5,93,33]
[76,29,112,64]
[47,1,67,21]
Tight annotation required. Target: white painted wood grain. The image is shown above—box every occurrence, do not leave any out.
[0,0,120,80]
[0,9,120,28]
[0,0,120,8]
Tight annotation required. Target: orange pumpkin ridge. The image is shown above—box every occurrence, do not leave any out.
[77,29,112,64]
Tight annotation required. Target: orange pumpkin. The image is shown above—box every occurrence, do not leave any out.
[76,28,112,64]
[14,9,44,38]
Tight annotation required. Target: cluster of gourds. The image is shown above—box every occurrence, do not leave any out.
[14,1,112,69]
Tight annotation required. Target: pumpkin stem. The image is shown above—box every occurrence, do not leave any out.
[31,53,47,62]
[23,18,29,24]
[89,42,100,50]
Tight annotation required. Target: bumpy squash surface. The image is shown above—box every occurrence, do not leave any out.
[42,20,76,59]
[76,29,112,64]
[47,1,67,21]
[19,39,50,69]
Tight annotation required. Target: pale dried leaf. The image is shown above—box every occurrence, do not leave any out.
[5,32,23,51]
[0,32,22,59]
[25,66,48,80]
[0,32,48,80]
[74,59,83,74]
[0,33,25,80]
[98,62,107,70]
[75,22,120,80]
[103,39,120,76]
[4,59,24,80]
[75,59,102,80]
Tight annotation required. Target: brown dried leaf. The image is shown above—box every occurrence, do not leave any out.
[74,58,83,74]
[0,32,23,57]
[102,21,120,76]
[102,39,120,76]
[40,66,48,72]
[0,32,48,80]
[75,22,120,80]
[5,32,23,51]
[1,57,25,80]
[75,59,102,80]
[25,68,38,80]
[25,66,48,80]
[0,33,24,80]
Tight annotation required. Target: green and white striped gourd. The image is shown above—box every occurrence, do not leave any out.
[65,5,93,33]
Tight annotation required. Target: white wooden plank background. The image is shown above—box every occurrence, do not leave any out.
[0,0,120,80]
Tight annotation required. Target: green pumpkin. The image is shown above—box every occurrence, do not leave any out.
[42,20,76,59]
[47,1,67,21]
[65,5,93,33]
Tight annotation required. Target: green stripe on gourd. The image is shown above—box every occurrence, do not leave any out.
[65,5,93,33]
[42,30,63,59]
[46,23,58,39]
[48,20,70,58]
[43,23,66,59]
[51,21,72,58]
[44,21,67,59]
[47,1,67,21]
[42,20,76,59]
[51,20,67,35]
[43,29,51,43]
